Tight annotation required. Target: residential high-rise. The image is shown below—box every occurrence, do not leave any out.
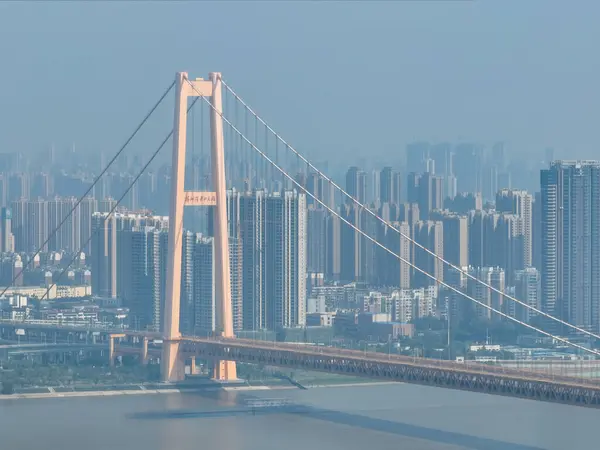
[223,189,306,330]
[91,213,118,298]
[193,235,215,334]
[265,191,307,328]
[341,204,377,283]
[48,196,79,253]
[513,267,540,323]
[406,142,430,174]
[532,191,542,271]
[11,198,48,253]
[345,166,367,205]
[0,207,14,253]
[118,226,168,332]
[238,189,267,330]
[80,197,98,256]
[412,220,444,288]
[467,266,505,321]
[442,214,469,277]
[380,167,394,204]
[192,235,243,336]
[91,212,169,302]
[541,161,600,333]
[307,206,327,274]
[179,230,195,336]
[379,221,411,288]
[496,189,533,268]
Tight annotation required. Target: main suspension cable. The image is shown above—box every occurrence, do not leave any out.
[2,79,176,298]
[188,78,600,358]
[220,79,600,342]
[36,96,201,306]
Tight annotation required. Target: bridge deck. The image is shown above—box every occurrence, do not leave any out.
[180,337,600,408]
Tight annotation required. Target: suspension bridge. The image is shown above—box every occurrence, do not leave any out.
[3,71,600,408]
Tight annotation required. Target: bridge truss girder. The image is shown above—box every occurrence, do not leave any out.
[181,342,600,409]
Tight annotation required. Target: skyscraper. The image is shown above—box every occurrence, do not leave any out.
[0,207,13,253]
[118,226,168,331]
[345,166,367,205]
[380,167,394,204]
[224,189,307,330]
[265,191,307,328]
[442,214,469,278]
[496,189,533,268]
[192,235,243,336]
[541,161,600,333]
[91,213,118,298]
[412,220,444,288]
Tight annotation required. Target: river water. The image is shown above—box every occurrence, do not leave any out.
[1,383,598,450]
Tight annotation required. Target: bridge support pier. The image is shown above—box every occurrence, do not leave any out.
[141,337,149,365]
[108,336,115,367]
[161,340,185,382]
[213,360,237,381]
[190,356,196,375]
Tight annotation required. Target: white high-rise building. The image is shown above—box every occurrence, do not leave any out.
[265,190,307,328]
[225,189,307,330]
[192,234,243,336]
[541,161,600,333]
[496,189,533,268]
[513,267,540,323]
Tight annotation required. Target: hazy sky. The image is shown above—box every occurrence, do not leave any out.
[1,1,599,166]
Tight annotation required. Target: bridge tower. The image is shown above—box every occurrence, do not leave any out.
[162,72,237,382]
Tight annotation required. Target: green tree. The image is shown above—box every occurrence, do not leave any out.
[2,381,14,395]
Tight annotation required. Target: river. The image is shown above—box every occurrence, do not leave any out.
[1,383,598,450]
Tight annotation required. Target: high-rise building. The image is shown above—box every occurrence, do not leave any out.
[430,143,453,177]
[541,161,600,333]
[48,196,79,253]
[79,196,98,256]
[467,266,505,321]
[345,166,367,205]
[513,267,540,323]
[180,230,195,336]
[412,220,444,288]
[238,189,267,330]
[532,191,542,271]
[118,226,168,331]
[91,212,169,302]
[224,189,307,330]
[99,197,117,214]
[341,204,378,283]
[265,191,307,328]
[91,213,118,298]
[192,235,243,336]
[496,189,533,268]
[379,221,411,288]
[0,207,14,253]
[446,266,468,322]
[406,142,430,174]
[193,235,215,334]
[15,198,48,253]
[380,167,394,204]
[307,207,327,274]
[407,172,443,220]
[442,214,469,277]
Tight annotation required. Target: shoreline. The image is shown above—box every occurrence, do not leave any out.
[0,381,399,401]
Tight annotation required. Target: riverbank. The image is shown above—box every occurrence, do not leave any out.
[0,380,399,401]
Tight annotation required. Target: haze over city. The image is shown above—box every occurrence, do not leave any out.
[1,1,600,163]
